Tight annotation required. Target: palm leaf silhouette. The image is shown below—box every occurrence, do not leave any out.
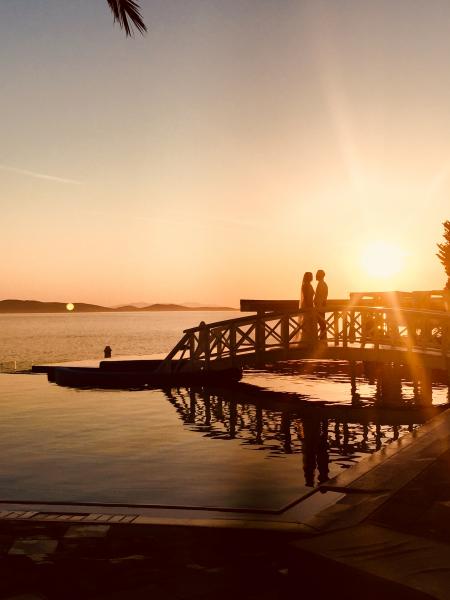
[106,0,147,36]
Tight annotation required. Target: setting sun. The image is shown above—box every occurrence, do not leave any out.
[66,303,75,311]
[361,241,405,278]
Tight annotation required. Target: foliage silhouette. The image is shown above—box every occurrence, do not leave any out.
[107,0,146,36]
[437,220,450,289]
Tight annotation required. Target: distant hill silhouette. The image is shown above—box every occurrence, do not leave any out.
[0,299,236,313]
[139,303,235,311]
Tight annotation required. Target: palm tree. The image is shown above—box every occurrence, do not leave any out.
[106,0,146,36]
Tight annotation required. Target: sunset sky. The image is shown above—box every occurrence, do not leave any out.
[1,0,450,306]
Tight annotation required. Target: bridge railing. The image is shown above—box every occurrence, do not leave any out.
[161,305,450,370]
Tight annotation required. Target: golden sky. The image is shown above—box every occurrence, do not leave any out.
[1,1,449,306]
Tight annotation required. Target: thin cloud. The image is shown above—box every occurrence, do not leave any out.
[0,164,82,185]
[80,208,268,232]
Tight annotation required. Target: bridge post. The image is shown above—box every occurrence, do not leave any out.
[342,311,348,347]
[255,316,265,368]
[282,314,290,358]
[334,312,340,346]
[360,311,368,347]
[217,330,223,360]
[204,328,211,369]
[229,324,236,367]
[373,311,381,350]
[349,310,356,343]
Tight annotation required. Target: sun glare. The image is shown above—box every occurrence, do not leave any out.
[361,241,405,278]
[66,303,75,311]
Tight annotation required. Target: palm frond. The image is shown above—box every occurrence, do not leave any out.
[107,0,147,36]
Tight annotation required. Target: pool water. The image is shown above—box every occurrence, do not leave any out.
[0,360,447,511]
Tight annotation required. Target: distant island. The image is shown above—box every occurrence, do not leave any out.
[0,300,237,313]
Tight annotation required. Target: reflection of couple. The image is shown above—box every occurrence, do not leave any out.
[300,269,328,342]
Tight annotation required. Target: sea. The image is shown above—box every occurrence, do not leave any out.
[0,311,238,370]
[0,311,448,510]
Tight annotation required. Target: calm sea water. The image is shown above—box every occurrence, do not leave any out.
[0,312,448,509]
[0,311,240,369]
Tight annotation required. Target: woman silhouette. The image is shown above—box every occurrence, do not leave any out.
[300,271,314,310]
[299,272,316,343]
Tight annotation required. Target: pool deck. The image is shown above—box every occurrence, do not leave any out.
[2,408,450,598]
[291,407,450,599]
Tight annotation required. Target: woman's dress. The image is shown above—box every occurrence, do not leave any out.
[300,283,316,343]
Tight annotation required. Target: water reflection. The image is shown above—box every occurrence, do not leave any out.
[296,417,329,486]
[164,361,448,487]
[247,359,448,406]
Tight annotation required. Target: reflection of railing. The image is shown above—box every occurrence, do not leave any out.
[160,305,450,370]
[163,382,441,487]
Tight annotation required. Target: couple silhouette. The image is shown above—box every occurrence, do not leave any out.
[300,269,328,342]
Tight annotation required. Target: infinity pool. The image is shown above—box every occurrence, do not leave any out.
[0,361,447,511]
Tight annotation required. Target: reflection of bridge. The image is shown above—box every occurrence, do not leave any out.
[161,296,450,373]
[163,368,446,487]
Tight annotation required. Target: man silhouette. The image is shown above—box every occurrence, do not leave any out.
[315,269,328,340]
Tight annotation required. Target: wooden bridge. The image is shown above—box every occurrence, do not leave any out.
[160,291,450,374]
